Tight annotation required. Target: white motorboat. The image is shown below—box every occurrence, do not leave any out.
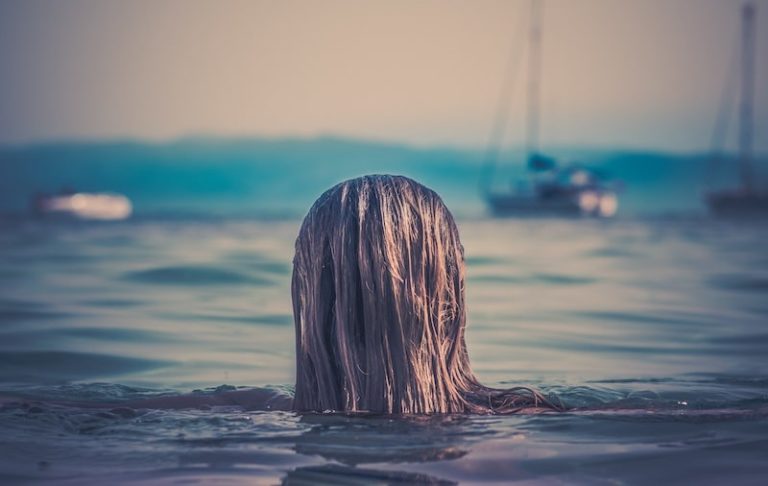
[34,192,133,220]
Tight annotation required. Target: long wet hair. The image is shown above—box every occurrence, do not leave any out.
[291,175,559,414]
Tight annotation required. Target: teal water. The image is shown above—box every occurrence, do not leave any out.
[1,217,767,484]
[4,137,767,216]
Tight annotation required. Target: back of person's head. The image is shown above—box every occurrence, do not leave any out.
[292,175,554,414]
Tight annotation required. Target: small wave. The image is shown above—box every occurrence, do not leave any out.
[0,328,173,349]
[533,273,596,285]
[224,251,291,275]
[467,274,526,284]
[468,273,594,285]
[0,351,173,383]
[464,256,514,267]
[157,312,293,326]
[584,246,640,258]
[575,310,708,329]
[223,251,291,275]
[570,407,768,424]
[194,314,294,326]
[12,252,93,264]
[709,274,768,292]
[0,299,71,323]
[685,373,768,388]
[0,382,170,403]
[123,265,272,286]
[61,327,175,342]
[78,298,143,308]
[542,382,768,413]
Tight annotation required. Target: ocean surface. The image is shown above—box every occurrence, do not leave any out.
[1,215,767,484]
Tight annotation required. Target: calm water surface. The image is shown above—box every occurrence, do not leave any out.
[0,217,767,484]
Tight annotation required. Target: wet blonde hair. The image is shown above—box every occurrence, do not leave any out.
[292,175,557,414]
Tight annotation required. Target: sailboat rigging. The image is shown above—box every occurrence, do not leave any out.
[706,1,768,217]
[482,0,619,218]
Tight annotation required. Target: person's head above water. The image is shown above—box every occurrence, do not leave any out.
[291,175,556,414]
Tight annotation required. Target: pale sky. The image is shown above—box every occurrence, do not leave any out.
[1,0,767,152]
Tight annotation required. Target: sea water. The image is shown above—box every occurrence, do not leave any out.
[0,216,766,484]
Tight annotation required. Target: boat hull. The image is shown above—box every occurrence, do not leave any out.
[706,190,768,218]
[486,189,618,218]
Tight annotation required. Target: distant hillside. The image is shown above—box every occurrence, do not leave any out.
[1,136,764,217]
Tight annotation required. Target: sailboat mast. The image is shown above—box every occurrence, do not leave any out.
[739,2,756,192]
[526,0,542,160]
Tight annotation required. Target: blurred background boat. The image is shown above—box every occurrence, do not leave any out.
[485,159,619,218]
[481,0,619,218]
[33,190,132,220]
[706,2,768,217]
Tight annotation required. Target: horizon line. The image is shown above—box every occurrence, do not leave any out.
[0,132,764,159]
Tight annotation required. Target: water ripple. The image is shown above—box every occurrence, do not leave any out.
[123,265,272,286]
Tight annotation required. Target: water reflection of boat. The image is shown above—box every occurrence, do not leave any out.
[706,2,768,217]
[482,0,618,218]
[33,191,133,220]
